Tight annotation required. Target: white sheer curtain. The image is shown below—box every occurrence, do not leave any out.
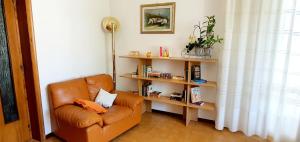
[216,0,300,141]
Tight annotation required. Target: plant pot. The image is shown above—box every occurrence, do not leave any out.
[195,48,212,57]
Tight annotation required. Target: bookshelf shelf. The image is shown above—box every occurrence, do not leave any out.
[119,55,217,126]
[144,96,187,107]
[120,73,188,85]
[120,55,217,63]
[190,81,217,88]
[143,96,215,112]
[120,73,217,88]
[188,102,215,111]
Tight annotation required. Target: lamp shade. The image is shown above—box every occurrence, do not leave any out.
[102,17,120,32]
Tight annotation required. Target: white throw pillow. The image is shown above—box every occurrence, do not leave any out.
[95,89,117,108]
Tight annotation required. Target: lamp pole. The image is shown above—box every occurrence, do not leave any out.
[111,23,116,89]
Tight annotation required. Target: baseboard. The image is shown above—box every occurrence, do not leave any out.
[151,109,215,124]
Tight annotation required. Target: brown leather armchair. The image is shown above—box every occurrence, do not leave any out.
[48,74,143,142]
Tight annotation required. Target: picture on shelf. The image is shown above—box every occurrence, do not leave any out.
[191,65,201,80]
[191,64,208,84]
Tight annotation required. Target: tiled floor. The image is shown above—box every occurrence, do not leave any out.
[47,111,266,142]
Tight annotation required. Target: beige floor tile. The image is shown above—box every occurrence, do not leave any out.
[47,112,266,142]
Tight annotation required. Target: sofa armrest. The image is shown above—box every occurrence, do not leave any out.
[113,91,144,110]
[55,105,103,128]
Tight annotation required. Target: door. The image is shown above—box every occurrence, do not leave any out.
[0,0,32,141]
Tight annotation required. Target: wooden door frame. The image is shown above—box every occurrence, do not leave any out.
[15,0,46,141]
[1,0,32,141]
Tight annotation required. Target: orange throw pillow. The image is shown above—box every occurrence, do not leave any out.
[74,99,107,113]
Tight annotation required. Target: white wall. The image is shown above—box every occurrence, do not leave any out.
[31,0,110,134]
[110,0,225,119]
[31,0,225,135]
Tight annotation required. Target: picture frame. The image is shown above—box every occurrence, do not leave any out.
[140,2,176,34]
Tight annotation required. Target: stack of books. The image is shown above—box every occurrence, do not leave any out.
[141,65,173,79]
[149,91,161,98]
[142,65,152,77]
[170,92,183,101]
[142,82,152,96]
[169,89,187,102]
[147,71,161,78]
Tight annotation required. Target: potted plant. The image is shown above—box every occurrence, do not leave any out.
[185,16,223,57]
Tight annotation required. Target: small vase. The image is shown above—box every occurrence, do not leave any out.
[194,47,203,56]
[205,48,212,57]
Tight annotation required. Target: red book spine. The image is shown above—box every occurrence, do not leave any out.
[160,47,162,57]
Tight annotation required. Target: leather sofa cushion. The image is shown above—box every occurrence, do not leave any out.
[100,105,132,125]
[55,105,103,128]
[49,78,90,109]
[113,91,144,110]
[85,74,114,101]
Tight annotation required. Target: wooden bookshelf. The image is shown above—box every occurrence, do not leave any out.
[119,55,217,126]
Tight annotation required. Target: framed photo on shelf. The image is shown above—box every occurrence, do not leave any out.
[140,2,176,34]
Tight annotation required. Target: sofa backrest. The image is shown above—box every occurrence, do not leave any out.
[85,74,114,101]
[48,78,90,109]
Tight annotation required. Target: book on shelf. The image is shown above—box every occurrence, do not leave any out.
[192,79,207,84]
[148,71,161,78]
[172,76,185,81]
[170,92,183,101]
[191,101,204,106]
[182,89,187,102]
[141,65,153,77]
[191,87,202,103]
[168,89,187,102]
[147,84,153,96]
[130,66,139,77]
[142,82,152,97]
[185,68,188,81]
[146,66,152,77]
[144,65,147,77]
[149,91,161,98]
[141,65,175,79]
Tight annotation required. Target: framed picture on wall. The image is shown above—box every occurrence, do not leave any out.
[140,2,176,34]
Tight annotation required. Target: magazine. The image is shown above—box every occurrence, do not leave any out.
[191,87,201,103]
